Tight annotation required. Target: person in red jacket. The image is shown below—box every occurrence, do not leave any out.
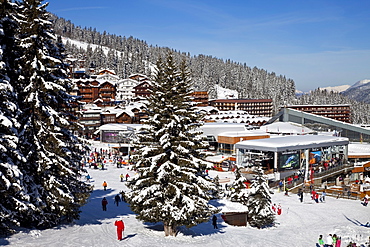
[114,217,125,240]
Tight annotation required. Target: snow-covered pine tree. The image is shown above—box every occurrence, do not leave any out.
[15,0,91,229]
[127,53,218,237]
[227,167,250,205]
[0,0,32,235]
[246,166,275,229]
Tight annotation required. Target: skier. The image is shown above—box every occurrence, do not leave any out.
[212,215,218,229]
[86,174,91,182]
[313,191,319,203]
[278,180,283,192]
[102,181,107,191]
[320,191,326,202]
[285,187,289,196]
[114,217,125,241]
[125,173,130,181]
[114,194,121,206]
[362,196,369,206]
[120,174,124,182]
[272,203,277,214]
[277,204,282,215]
[298,188,303,203]
[102,197,108,211]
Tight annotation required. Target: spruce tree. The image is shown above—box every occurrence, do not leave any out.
[127,53,218,237]
[0,0,31,235]
[15,0,91,229]
[246,166,275,228]
[228,167,250,205]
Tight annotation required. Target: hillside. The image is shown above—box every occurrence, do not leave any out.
[341,79,370,103]
[52,15,296,114]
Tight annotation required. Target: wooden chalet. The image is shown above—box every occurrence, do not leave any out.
[75,80,116,105]
[133,81,151,98]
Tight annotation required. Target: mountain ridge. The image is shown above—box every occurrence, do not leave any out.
[341,79,370,103]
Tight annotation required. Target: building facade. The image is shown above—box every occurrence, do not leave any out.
[209,99,273,117]
[286,104,351,123]
[191,91,209,106]
[133,81,151,98]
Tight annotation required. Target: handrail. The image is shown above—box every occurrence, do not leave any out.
[270,162,354,191]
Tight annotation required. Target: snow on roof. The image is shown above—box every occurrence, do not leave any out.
[196,106,219,112]
[261,122,315,134]
[200,123,247,137]
[235,134,349,152]
[98,69,116,75]
[218,198,249,213]
[72,78,117,86]
[287,104,351,107]
[205,154,230,163]
[101,107,128,117]
[81,104,101,111]
[348,142,370,156]
[98,123,144,131]
[218,129,269,137]
[96,73,120,81]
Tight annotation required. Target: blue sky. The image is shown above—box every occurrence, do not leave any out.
[47,0,370,92]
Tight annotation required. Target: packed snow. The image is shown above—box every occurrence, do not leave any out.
[1,141,369,247]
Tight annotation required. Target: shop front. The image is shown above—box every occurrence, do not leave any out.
[235,135,349,181]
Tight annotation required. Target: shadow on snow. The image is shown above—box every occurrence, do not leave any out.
[75,188,134,226]
[140,198,228,237]
[343,214,370,227]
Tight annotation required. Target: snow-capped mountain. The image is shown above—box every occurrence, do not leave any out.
[341,79,370,103]
[347,79,370,90]
[319,85,351,93]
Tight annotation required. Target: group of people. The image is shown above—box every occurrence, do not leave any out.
[317,233,341,247]
[120,173,130,182]
[295,188,326,204]
[101,193,126,210]
[83,147,131,170]
[311,190,326,203]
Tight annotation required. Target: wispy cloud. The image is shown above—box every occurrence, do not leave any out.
[51,7,108,12]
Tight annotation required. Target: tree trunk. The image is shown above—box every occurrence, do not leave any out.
[164,222,177,237]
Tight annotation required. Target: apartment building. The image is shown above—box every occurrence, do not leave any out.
[209,99,273,117]
[286,104,351,123]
